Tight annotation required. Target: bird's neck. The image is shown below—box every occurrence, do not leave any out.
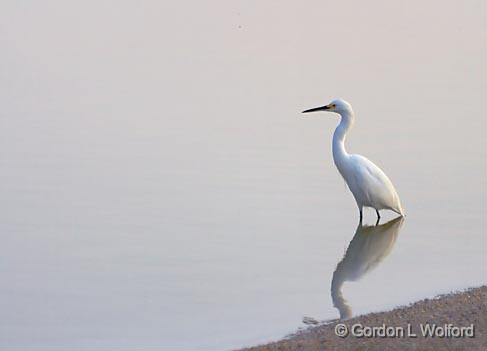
[332,111,354,165]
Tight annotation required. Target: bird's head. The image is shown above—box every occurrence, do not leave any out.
[302,98,353,115]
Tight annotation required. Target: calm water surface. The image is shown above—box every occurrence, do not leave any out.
[1,1,487,351]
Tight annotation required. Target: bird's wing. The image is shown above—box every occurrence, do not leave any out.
[349,154,399,208]
[351,155,390,187]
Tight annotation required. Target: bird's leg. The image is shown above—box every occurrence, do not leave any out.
[375,209,381,225]
[359,208,363,224]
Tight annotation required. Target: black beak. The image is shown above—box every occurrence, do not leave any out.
[302,105,330,113]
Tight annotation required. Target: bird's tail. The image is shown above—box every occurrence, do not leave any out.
[392,195,405,216]
[393,203,405,217]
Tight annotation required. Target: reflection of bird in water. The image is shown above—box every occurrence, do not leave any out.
[331,217,404,319]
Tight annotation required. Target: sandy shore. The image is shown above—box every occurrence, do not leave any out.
[237,286,487,351]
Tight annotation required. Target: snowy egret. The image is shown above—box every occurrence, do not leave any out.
[302,99,404,222]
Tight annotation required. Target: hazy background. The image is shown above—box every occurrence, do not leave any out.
[1,1,486,350]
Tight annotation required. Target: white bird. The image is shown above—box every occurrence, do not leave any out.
[302,99,404,222]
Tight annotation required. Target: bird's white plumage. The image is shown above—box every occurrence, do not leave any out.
[343,154,403,214]
[303,98,403,220]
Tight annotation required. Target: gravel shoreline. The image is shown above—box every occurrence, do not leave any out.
[237,286,487,351]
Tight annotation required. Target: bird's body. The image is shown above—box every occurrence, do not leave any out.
[303,99,403,222]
